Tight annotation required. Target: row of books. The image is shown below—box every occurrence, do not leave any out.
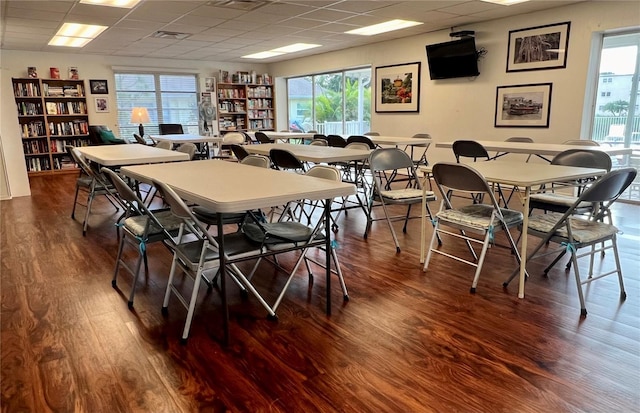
[247,109,274,119]
[25,157,50,172]
[17,101,43,116]
[218,88,246,99]
[249,119,274,130]
[219,115,246,130]
[53,157,78,170]
[14,82,41,97]
[49,120,89,137]
[23,139,49,155]
[218,70,272,85]
[51,138,89,154]
[218,101,245,113]
[21,121,46,138]
[247,86,272,98]
[45,101,87,115]
[43,84,84,97]
[247,98,272,109]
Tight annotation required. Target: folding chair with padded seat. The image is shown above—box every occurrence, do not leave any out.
[563,139,600,146]
[254,131,273,144]
[404,133,432,168]
[155,140,173,150]
[347,135,376,149]
[230,144,249,161]
[365,148,437,253]
[423,162,524,293]
[66,145,120,235]
[504,168,637,316]
[101,168,182,308]
[133,133,156,146]
[326,134,348,148]
[151,179,263,343]
[269,148,307,173]
[176,142,198,160]
[452,140,508,206]
[240,154,270,168]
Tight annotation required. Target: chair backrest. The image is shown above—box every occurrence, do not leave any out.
[230,144,249,160]
[269,148,305,171]
[305,165,341,182]
[313,133,327,140]
[326,134,348,148]
[364,131,380,136]
[155,140,173,150]
[66,145,99,181]
[369,147,414,172]
[158,123,184,135]
[133,133,147,145]
[410,133,431,148]
[452,140,489,162]
[88,125,109,145]
[101,167,143,212]
[176,142,197,160]
[222,132,246,145]
[346,142,371,151]
[505,136,534,143]
[309,139,328,146]
[347,135,376,149]
[563,139,600,146]
[577,167,637,205]
[241,154,270,168]
[306,130,318,134]
[255,131,272,144]
[432,162,493,195]
[551,149,612,171]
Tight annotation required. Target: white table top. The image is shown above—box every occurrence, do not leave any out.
[258,131,315,141]
[245,143,370,163]
[421,161,607,187]
[121,160,356,213]
[436,140,633,157]
[150,134,223,144]
[77,144,189,166]
[367,135,431,146]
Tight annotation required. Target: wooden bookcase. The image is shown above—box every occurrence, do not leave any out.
[12,77,89,175]
[217,82,275,134]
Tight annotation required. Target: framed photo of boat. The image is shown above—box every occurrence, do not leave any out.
[494,83,552,128]
[375,62,420,112]
[506,22,570,72]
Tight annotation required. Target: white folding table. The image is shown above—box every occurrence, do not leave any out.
[77,144,189,166]
[244,143,370,163]
[420,161,607,299]
[121,160,356,344]
[150,134,223,158]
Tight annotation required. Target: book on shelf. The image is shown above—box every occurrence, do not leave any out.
[50,67,61,79]
[68,67,79,80]
[219,70,230,83]
[27,67,38,78]
[46,102,58,115]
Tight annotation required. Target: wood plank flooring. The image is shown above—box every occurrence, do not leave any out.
[2,174,639,412]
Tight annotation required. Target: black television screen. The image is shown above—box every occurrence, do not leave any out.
[426,37,479,80]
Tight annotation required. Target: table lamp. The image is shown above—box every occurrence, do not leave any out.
[130,107,150,136]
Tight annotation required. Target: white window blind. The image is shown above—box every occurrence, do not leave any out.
[114,73,198,138]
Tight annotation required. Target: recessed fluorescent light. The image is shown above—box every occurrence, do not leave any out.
[271,43,321,53]
[346,19,422,36]
[481,0,530,5]
[79,0,141,8]
[242,51,285,59]
[48,23,108,47]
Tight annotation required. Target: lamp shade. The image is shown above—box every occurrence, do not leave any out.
[130,107,150,124]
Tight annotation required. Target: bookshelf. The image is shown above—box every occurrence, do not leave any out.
[217,81,275,134]
[12,77,90,175]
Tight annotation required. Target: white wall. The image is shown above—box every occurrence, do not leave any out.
[269,1,640,163]
[0,50,266,197]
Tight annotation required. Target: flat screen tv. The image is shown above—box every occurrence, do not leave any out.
[426,37,479,80]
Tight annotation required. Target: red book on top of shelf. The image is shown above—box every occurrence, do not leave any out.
[50,67,60,79]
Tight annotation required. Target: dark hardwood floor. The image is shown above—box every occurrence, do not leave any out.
[2,173,639,413]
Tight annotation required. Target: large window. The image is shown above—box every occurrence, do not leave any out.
[287,68,371,135]
[114,73,198,138]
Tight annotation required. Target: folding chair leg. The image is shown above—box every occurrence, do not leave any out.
[612,234,627,300]
[112,237,126,288]
[71,185,81,218]
[127,254,145,308]
[423,221,440,272]
[83,190,95,236]
[181,266,205,343]
[570,252,588,317]
[470,232,491,293]
[162,254,180,311]
[380,200,401,253]
[544,249,567,275]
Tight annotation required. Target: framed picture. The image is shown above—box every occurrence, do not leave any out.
[506,22,570,72]
[89,79,108,94]
[494,83,552,128]
[375,62,420,113]
[94,97,109,113]
[204,77,216,92]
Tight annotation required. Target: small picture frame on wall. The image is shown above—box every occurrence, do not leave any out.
[375,62,420,113]
[90,79,108,94]
[94,97,109,113]
[506,22,571,72]
[494,83,552,128]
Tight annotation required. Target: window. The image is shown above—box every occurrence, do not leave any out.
[287,67,371,135]
[114,73,198,138]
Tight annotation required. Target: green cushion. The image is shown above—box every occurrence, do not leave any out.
[99,129,125,144]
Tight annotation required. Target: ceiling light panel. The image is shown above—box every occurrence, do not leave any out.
[48,23,108,47]
[271,43,321,53]
[480,0,530,5]
[242,51,285,59]
[79,0,141,8]
[346,19,423,36]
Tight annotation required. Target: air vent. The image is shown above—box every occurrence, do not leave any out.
[151,31,191,40]
[209,0,270,11]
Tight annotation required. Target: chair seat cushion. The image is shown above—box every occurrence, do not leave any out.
[530,193,592,208]
[527,213,618,244]
[437,204,523,230]
[243,222,316,244]
[380,188,435,201]
[192,207,247,225]
[124,210,182,237]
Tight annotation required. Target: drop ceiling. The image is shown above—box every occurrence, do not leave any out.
[1,0,586,63]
